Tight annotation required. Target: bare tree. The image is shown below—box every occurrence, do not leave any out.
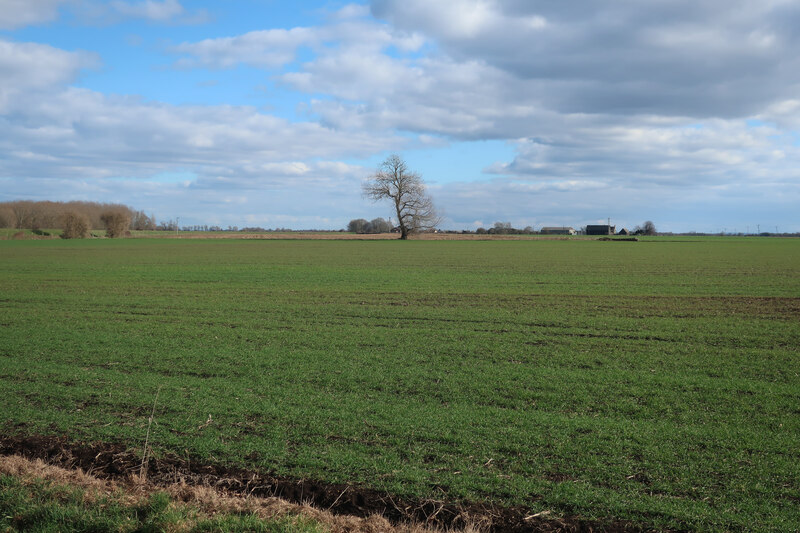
[131,210,157,230]
[362,154,440,240]
[100,209,131,238]
[369,217,392,233]
[60,211,91,239]
[8,201,38,230]
[492,222,512,235]
[347,217,393,234]
[0,207,16,229]
[347,218,370,233]
[634,221,657,236]
[0,200,142,231]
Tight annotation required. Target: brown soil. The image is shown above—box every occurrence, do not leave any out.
[0,434,649,533]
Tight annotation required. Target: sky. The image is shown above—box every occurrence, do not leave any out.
[1,0,799,233]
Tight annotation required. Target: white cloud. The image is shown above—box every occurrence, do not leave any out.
[372,0,546,40]
[371,0,800,118]
[0,35,399,191]
[0,73,394,227]
[0,0,201,28]
[173,28,316,69]
[0,0,67,29]
[171,6,423,70]
[0,39,98,111]
[0,33,401,228]
[432,171,800,234]
[488,119,800,188]
[4,2,800,231]
[758,99,800,129]
[1,86,398,178]
[328,3,370,20]
[110,0,191,22]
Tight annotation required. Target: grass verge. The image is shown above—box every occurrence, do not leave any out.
[2,454,478,533]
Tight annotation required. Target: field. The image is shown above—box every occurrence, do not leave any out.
[1,237,798,531]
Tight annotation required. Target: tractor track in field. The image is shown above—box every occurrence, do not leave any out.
[0,433,656,533]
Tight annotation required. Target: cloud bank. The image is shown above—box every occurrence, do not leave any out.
[1,1,799,231]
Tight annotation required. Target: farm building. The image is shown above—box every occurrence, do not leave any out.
[617,228,630,236]
[540,227,576,235]
[586,225,616,235]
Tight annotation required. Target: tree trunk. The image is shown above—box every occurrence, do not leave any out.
[395,201,407,239]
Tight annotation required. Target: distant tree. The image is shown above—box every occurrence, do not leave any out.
[157,219,178,231]
[634,221,657,236]
[0,200,142,232]
[131,210,156,230]
[347,218,370,233]
[100,210,131,238]
[369,217,392,233]
[490,222,512,235]
[8,201,37,229]
[476,227,487,234]
[0,207,16,229]
[60,211,91,239]
[363,154,440,240]
[348,217,393,234]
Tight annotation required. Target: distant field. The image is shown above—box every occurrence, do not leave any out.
[1,237,798,531]
[1,228,580,240]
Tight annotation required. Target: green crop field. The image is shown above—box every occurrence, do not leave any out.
[1,237,798,531]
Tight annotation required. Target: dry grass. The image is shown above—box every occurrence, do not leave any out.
[0,455,485,533]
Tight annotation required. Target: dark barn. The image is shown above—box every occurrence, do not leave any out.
[586,225,616,235]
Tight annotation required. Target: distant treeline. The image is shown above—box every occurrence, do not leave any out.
[0,200,156,233]
[345,219,538,235]
[347,218,393,234]
[475,222,535,235]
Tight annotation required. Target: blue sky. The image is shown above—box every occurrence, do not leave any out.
[2,0,799,232]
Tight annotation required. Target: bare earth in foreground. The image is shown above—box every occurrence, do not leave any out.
[0,454,463,533]
[0,435,645,532]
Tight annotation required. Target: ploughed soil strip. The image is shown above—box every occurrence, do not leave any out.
[0,434,647,533]
[0,454,445,533]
